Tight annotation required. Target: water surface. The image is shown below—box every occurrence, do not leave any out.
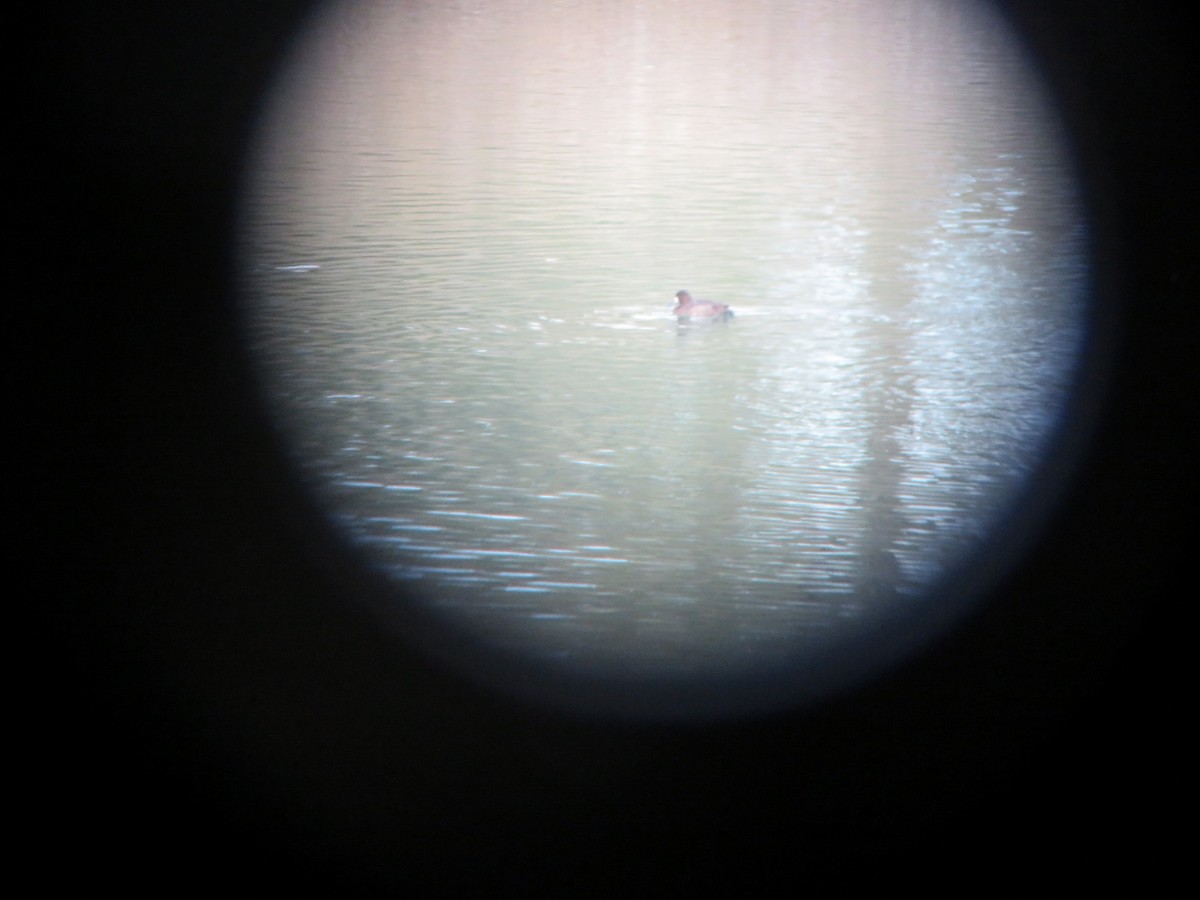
[241,0,1089,710]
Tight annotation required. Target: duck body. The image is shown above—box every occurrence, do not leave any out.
[673,290,733,320]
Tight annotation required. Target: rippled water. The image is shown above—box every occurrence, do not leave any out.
[241,0,1088,694]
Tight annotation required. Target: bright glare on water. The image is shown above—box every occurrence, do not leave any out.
[239,0,1090,718]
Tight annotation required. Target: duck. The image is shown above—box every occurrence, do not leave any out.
[673,289,733,320]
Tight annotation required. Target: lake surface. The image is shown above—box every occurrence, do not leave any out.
[240,0,1089,712]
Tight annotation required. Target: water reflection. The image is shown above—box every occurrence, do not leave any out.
[241,0,1088,713]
